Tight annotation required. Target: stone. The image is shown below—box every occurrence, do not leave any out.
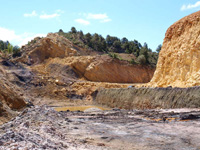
[150,11,200,87]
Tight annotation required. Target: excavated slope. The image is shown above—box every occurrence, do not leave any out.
[96,87,200,109]
[15,33,155,84]
[83,55,154,83]
[34,55,155,83]
[150,11,200,87]
[15,33,78,64]
[0,65,26,125]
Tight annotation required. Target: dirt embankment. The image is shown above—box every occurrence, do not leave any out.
[33,55,155,83]
[95,86,200,109]
[0,63,26,125]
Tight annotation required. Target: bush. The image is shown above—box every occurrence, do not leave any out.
[137,55,146,65]
[130,58,137,64]
[108,53,119,59]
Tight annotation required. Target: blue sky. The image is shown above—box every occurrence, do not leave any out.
[0,0,200,51]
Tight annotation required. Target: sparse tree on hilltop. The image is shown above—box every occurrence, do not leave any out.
[71,27,77,34]
[156,44,162,53]
[57,27,160,66]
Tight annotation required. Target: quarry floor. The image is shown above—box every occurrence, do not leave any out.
[0,104,200,150]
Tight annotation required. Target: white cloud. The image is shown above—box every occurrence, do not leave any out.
[24,11,37,17]
[75,19,90,25]
[0,27,46,47]
[24,10,63,19]
[181,1,200,11]
[87,13,108,20]
[40,13,60,19]
[100,18,112,23]
[56,9,65,14]
[40,10,64,19]
[86,13,111,23]
[19,33,46,46]
[0,27,20,42]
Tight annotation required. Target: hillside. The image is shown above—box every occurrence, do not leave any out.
[57,27,159,67]
[96,10,200,110]
[1,10,200,150]
[0,31,157,124]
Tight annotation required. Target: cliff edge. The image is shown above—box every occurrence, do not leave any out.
[150,11,200,87]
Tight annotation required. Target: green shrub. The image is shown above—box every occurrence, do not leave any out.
[108,52,119,59]
[130,58,137,64]
[137,55,146,65]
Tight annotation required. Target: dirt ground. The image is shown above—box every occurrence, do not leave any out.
[0,105,200,150]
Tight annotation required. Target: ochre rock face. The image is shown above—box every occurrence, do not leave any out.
[84,55,154,83]
[38,55,155,83]
[0,66,26,124]
[16,33,77,64]
[150,11,200,87]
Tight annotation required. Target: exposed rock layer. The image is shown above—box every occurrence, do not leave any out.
[15,33,78,64]
[150,11,200,87]
[0,65,26,125]
[96,86,200,109]
[84,55,154,83]
[16,33,103,65]
[35,55,155,83]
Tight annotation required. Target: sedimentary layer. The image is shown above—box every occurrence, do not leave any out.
[96,86,200,109]
[150,11,200,87]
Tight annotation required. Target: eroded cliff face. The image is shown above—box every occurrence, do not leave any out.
[13,33,155,84]
[150,11,200,87]
[15,33,78,64]
[28,55,154,102]
[0,65,26,125]
[34,55,155,83]
[0,33,155,109]
[84,55,155,83]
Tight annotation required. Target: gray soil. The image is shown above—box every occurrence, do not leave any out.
[1,106,200,150]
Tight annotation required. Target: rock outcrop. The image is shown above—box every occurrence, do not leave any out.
[0,65,26,125]
[2,32,155,108]
[150,11,200,87]
[14,33,155,84]
[35,55,155,83]
[15,33,78,65]
[84,55,155,83]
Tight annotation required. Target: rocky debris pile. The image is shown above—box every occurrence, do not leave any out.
[1,106,200,149]
[0,106,104,150]
[150,11,200,87]
[0,63,26,125]
[14,33,78,65]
